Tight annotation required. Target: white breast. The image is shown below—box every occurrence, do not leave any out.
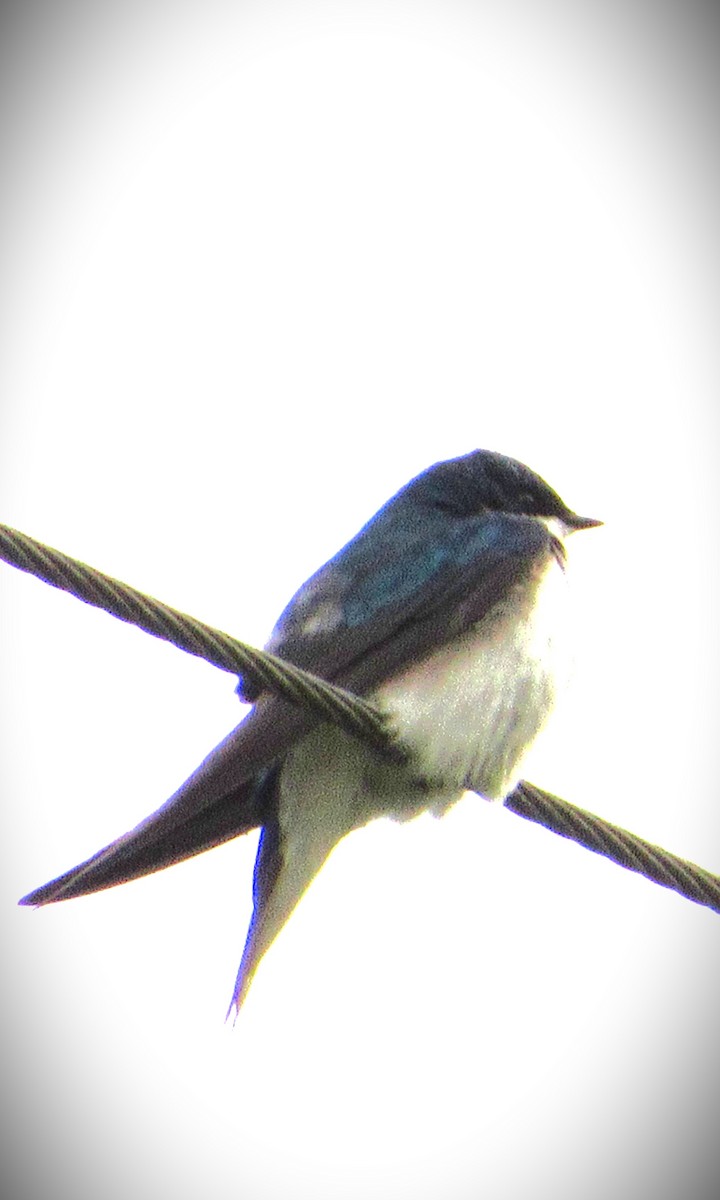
[373,555,571,802]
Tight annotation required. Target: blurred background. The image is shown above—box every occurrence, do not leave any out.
[0,2,718,1197]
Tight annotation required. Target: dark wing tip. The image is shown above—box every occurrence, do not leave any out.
[18,771,272,909]
[18,853,126,906]
[19,877,71,906]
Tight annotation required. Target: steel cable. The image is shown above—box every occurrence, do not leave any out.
[2,520,718,916]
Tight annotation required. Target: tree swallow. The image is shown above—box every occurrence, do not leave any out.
[21,450,601,1012]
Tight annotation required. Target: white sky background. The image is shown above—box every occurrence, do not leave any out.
[0,1,719,1197]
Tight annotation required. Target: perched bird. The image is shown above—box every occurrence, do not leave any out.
[21,449,601,1012]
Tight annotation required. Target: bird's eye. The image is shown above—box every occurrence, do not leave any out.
[515,489,538,512]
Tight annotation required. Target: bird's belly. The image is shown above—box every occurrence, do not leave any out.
[373,559,571,802]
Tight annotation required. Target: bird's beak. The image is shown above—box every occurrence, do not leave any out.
[565,513,603,533]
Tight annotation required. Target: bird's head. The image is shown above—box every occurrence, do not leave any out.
[409,449,602,534]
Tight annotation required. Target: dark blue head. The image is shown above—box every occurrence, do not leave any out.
[402,449,601,531]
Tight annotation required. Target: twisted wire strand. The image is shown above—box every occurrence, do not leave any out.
[507,782,720,915]
[1,520,719,915]
[0,522,393,753]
